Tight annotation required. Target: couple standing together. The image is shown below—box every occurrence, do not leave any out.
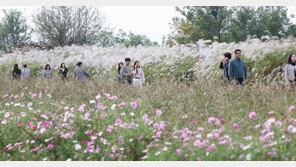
[219,49,248,85]
[117,58,145,88]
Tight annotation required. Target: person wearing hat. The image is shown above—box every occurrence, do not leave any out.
[74,62,90,82]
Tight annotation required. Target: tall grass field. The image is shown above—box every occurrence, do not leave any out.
[1,37,296,161]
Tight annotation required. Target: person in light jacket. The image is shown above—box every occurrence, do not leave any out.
[132,60,145,89]
[22,64,30,79]
[44,64,52,79]
[285,53,296,86]
[74,62,90,82]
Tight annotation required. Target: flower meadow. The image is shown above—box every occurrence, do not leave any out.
[1,37,296,161]
[1,74,296,161]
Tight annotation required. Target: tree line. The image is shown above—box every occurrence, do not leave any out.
[0,6,157,53]
[163,6,296,45]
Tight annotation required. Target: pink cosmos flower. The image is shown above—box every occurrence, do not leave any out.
[268,111,275,115]
[47,144,54,149]
[90,136,97,141]
[106,129,112,133]
[38,92,42,98]
[176,149,183,155]
[61,101,66,105]
[191,121,197,124]
[156,110,162,116]
[79,104,86,112]
[137,136,143,140]
[17,121,23,127]
[118,102,126,107]
[118,139,124,144]
[249,111,256,119]
[83,113,90,120]
[182,115,188,119]
[197,157,201,161]
[197,127,204,131]
[31,94,37,98]
[131,101,138,109]
[207,144,215,151]
[115,118,122,125]
[289,105,295,112]
[233,124,239,130]
[153,123,160,128]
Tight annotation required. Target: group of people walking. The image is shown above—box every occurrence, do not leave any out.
[219,49,248,85]
[11,62,90,82]
[117,57,145,88]
[219,49,296,86]
[11,57,145,88]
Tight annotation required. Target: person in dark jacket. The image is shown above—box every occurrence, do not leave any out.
[12,64,21,79]
[219,52,231,80]
[58,63,68,79]
[228,49,247,85]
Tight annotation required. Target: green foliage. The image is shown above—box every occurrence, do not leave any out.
[0,9,31,52]
[167,6,294,45]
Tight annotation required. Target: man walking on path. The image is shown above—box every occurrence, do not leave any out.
[228,49,247,85]
[120,58,132,85]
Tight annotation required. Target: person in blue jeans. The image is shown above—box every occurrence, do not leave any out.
[228,49,247,85]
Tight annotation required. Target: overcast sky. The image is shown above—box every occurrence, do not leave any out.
[0,6,296,44]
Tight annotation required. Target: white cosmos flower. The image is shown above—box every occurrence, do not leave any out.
[4,112,10,118]
[246,153,251,161]
[75,144,81,150]
[89,100,96,104]
[111,104,116,110]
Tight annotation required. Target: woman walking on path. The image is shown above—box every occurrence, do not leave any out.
[44,64,52,79]
[58,63,68,80]
[74,62,90,82]
[132,61,145,89]
[117,62,124,83]
[285,53,296,86]
[12,64,21,79]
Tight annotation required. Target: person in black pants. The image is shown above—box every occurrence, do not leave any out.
[12,64,21,79]
[58,63,68,80]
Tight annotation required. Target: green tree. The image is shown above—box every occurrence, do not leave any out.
[0,9,31,52]
[175,6,233,42]
[114,29,157,47]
